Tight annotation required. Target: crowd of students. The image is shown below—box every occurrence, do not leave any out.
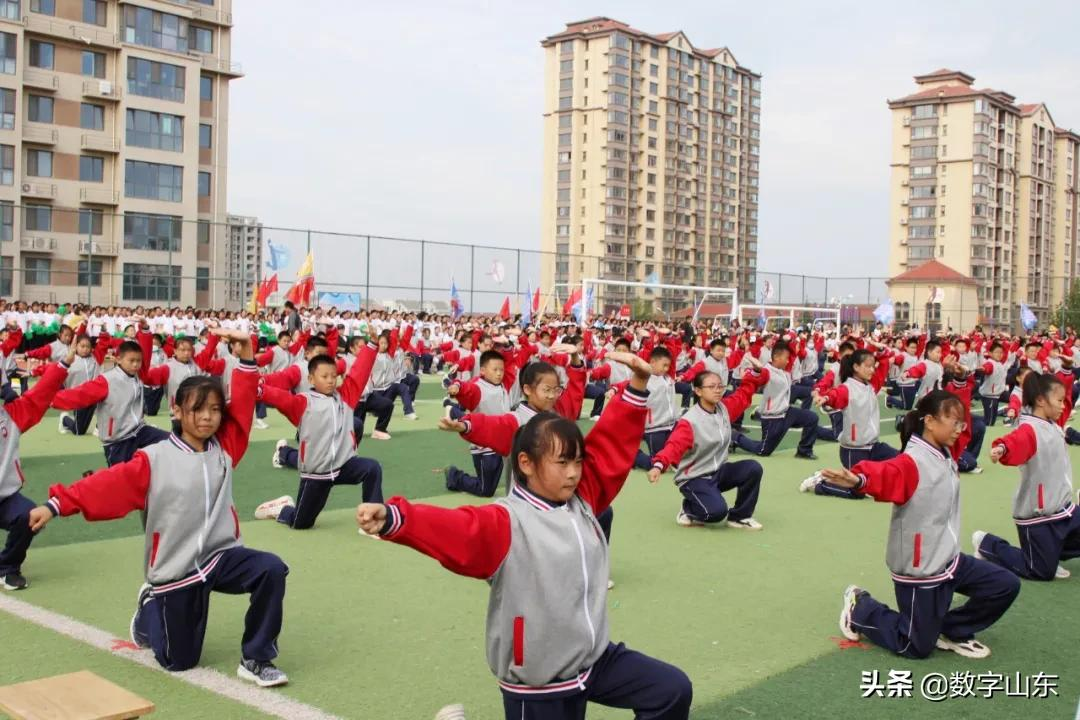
[0,297,1078,719]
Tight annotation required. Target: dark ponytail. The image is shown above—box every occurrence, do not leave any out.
[839,349,873,383]
[1021,371,1063,410]
[899,389,963,450]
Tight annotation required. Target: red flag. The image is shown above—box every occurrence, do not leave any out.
[257,273,278,306]
[562,288,582,315]
[285,254,315,306]
[618,304,631,319]
[498,296,510,320]
[532,287,541,313]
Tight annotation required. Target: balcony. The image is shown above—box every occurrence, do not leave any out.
[79,187,119,205]
[81,133,120,153]
[23,14,117,47]
[78,239,118,256]
[20,182,56,199]
[20,235,57,252]
[197,54,243,77]
[23,124,57,145]
[190,4,233,25]
[82,80,122,102]
[22,67,58,91]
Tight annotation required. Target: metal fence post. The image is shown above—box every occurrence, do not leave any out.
[85,222,93,305]
[469,244,475,313]
[420,239,425,309]
[801,275,806,304]
[365,236,371,310]
[167,231,173,310]
[515,248,521,308]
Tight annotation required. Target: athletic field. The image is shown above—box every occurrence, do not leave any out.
[1,376,1077,719]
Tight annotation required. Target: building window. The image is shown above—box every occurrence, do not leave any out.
[0,1,18,20]
[30,0,52,14]
[198,171,210,196]
[127,57,185,102]
[197,123,212,149]
[23,257,50,285]
[0,32,14,75]
[200,74,212,101]
[196,266,209,291]
[124,213,181,251]
[0,145,10,185]
[81,50,105,78]
[28,40,53,69]
[83,0,105,25]
[27,95,53,123]
[80,102,104,131]
[26,149,51,177]
[123,6,188,52]
[78,208,103,235]
[126,109,183,152]
[79,155,104,182]
[78,259,102,286]
[124,160,182,202]
[197,219,209,244]
[189,25,212,53]
[0,89,10,131]
[123,262,180,301]
[24,204,50,231]
[0,202,11,241]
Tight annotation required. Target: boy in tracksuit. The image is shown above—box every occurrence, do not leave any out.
[631,345,680,470]
[31,333,291,686]
[733,341,821,460]
[885,337,921,410]
[811,341,855,442]
[51,336,171,466]
[586,337,634,419]
[445,350,512,497]
[137,335,206,413]
[58,333,110,436]
[978,342,1013,426]
[0,350,72,590]
[256,342,383,529]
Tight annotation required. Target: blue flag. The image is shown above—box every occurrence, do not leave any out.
[521,283,532,328]
[872,300,895,326]
[1019,303,1037,332]
[450,278,464,320]
[572,287,593,325]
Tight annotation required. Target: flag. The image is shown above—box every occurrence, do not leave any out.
[691,294,708,324]
[1020,303,1037,331]
[644,271,660,295]
[257,273,278,307]
[285,252,314,306]
[498,296,510,320]
[756,305,767,330]
[532,286,541,314]
[872,300,895,326]
[572,287,593,325]
[246,282,259,314]
[618,304,631,319]
[761,280,774,301]
[927,286,944,304]
[563,287,583,315]
[450,278,464,320]
[521,283,532,328]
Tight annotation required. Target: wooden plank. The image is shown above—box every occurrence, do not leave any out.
[0,670,154,720]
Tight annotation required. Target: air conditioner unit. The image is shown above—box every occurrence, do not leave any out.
[903,116,911,126]
[900,239,907,245]
[99,80,112,95]
[901,199,909,206]
[20,183,30,192]
[900,218,908,225]
[901,180,909,186]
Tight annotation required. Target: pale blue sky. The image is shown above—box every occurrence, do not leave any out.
[229,0,1080,289]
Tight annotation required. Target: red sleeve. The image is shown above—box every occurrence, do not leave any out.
[400,325,414,353]
[46,452,151,521]
[51,375,109,410]
[442,349,462,365]
[990,423,1037,466]
[727,348,744,369]
[650,418,694,471]
[263,364,301,391]
[555,364,586,420]
[813,371,835,394]
[720,369,765,419]
[548,352,570,368]
[821,384,851,410]
[138,340,169,386]
[981,361,993,375]
[0,328,22,355]
[1007,393,1022,417]
[459,412,519,457]
[261,384,307,427]
[388,328,400,356]
[254,347,275,367]
[380,497,510,580]
[678,361,705,383]
[194,335,221,372]
[455,378,482,411]
[288,331,309,356]
[163,335,175,358]
[905,362,927,379]
[326,326,340,358]
[6,361,68,432]
[215,363,258,466]
[851,453,921,505]
[590,363,612,382]
[664,336,682,378]
[574,385,649,516]
[24,346,52,360]
[438,341,454,353]
[870,352,892,393]
[339,342,378,409]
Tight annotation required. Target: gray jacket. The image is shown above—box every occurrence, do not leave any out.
[1011,415,1074,523]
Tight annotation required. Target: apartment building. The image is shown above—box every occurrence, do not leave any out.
[887,69,1079,327]
[225,211,259,304]
[0,0,239,308]
[540,17,761,314]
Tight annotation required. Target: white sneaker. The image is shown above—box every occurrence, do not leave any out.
[58,412,71,434]
[935,635,991,659]
[607,579,615,590]
[253,418,269,430]
[91,426,99,437]
[443,403,453,420]
[254,495,294,521]
[839,584,863,641]
[972,530,987,560]
[404,412,418,421]
[272,439,288,469]
[967,466,984,475]
[434,704,467,720]
[675,511,704,527]
[371,430,392,440]
[588,415,601,422]
[726,517,763,531]
[798,472,821,493]
[1055,564,1071,579]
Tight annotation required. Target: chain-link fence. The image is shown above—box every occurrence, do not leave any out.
[0,203,1071,330]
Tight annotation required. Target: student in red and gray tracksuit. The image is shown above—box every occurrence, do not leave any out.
[976,372,1080,581]
[356,353,692,719]
[32,333,291,687]
[445,350,512,497]
[828,390,1020,660]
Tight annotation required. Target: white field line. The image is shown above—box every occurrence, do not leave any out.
[0,593,343,720]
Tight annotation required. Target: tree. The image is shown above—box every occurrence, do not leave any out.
[631,298,655,321]
[1054,280,1080,332]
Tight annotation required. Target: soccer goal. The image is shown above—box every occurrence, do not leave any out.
[736,303,842,333]
[579,278,740,325]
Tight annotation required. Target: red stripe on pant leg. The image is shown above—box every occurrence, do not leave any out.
[1037,484,1044,510]
[913,533,922,568]
[513,616,524,666]
[150,532,160,567]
